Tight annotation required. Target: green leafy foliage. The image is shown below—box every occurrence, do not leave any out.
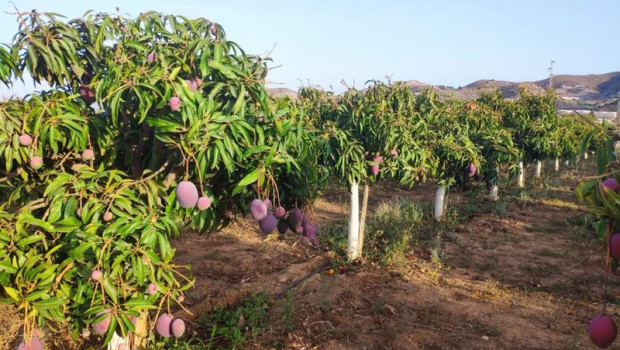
[0,9,322,346]
[575,113,620,271]
[502,88,559,163]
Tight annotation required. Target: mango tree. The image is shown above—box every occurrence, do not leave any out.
[412,90,481,220]
[0,10,315,349]
[503,88,558,185]
[297,82,428,260]
[350,82,431,256]
[575,109,620,348]
[474,91,521,199]
[459,102,520,201]
[550,115,590,171]
[296,86,368,260]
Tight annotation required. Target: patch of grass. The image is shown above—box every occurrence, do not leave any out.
[536,248,566,258]
[323,200,428,267]
[491,200,509,216]
[517,190,531,202]
[157,293,270,350]
[154,338,211,350]
[321,220,349,262]
[201,293,269,347]
[561,336,582,350]
[538,197,579,209]
[462,202,484,217]
[565,213,599,241]
[318,272,336,312]
[363,200,423,267]
[471,319,502,337]
[280,289,296,333]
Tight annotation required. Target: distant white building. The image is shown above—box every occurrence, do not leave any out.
[558,109,617,122]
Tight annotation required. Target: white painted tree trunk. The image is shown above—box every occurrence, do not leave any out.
[347,182,360,260]
[108,332,129,350]
[488,165,499,201]
[565,159,569,166]
[534,160,542,178]
[489,185,499,201]
[584,152,589,160]
[554,158,559,171]
[357,183,370,257]
[434,185,446,221]
[517,161,525,188]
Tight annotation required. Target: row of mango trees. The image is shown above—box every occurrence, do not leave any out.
[0,10,603,350]
[289,82,600,260]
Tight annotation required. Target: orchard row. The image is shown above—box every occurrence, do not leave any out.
[0,10,609,350]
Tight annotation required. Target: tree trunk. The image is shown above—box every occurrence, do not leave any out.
[489,165,499,201]
[534,160,542,178]
[554,157,559,171]
[489,184,499,201]
[518,161,525,188]
[347,182,360,260]
[107,332,129,350]
[584,152,589,160]
[357,182,370,258]
[133,311,148,349]
[434,185,446,221]
[443,185,449,213]
[565,159,570,166]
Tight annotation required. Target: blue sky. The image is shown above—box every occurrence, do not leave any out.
[0,0,618,95]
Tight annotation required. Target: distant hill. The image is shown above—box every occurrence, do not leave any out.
[269,72,620,111]
[266,87,297,99]
[405,72,620,110]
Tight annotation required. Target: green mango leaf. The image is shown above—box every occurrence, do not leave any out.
[16,235,45,249]
[3,286,20,301]
[34,297,64,310]
[103,277,118,303]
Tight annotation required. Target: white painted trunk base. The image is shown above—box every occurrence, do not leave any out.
[347,182,360,260]
[565,159,570,166]
[534,160,542,178]
[108,332,129,350]
[518,161,525,188]
[584,152,589,160]
[357,184,370,257]
[489,185,499,201]
[554,158,559,171]
[434,185,446,221]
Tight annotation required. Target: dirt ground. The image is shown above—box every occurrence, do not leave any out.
[167,161,618,350]
[1,161,617,350]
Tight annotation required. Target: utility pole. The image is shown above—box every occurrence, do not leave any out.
[616,92,620,160]
[548,60,556,90]
[616,91,620,131]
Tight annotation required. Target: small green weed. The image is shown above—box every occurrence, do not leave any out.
[156,293,270,350]
[198,292,269,348]
[536,248,565,258]
[280,289,296,333]
[491,200,508,216]
[363,200,423,267]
